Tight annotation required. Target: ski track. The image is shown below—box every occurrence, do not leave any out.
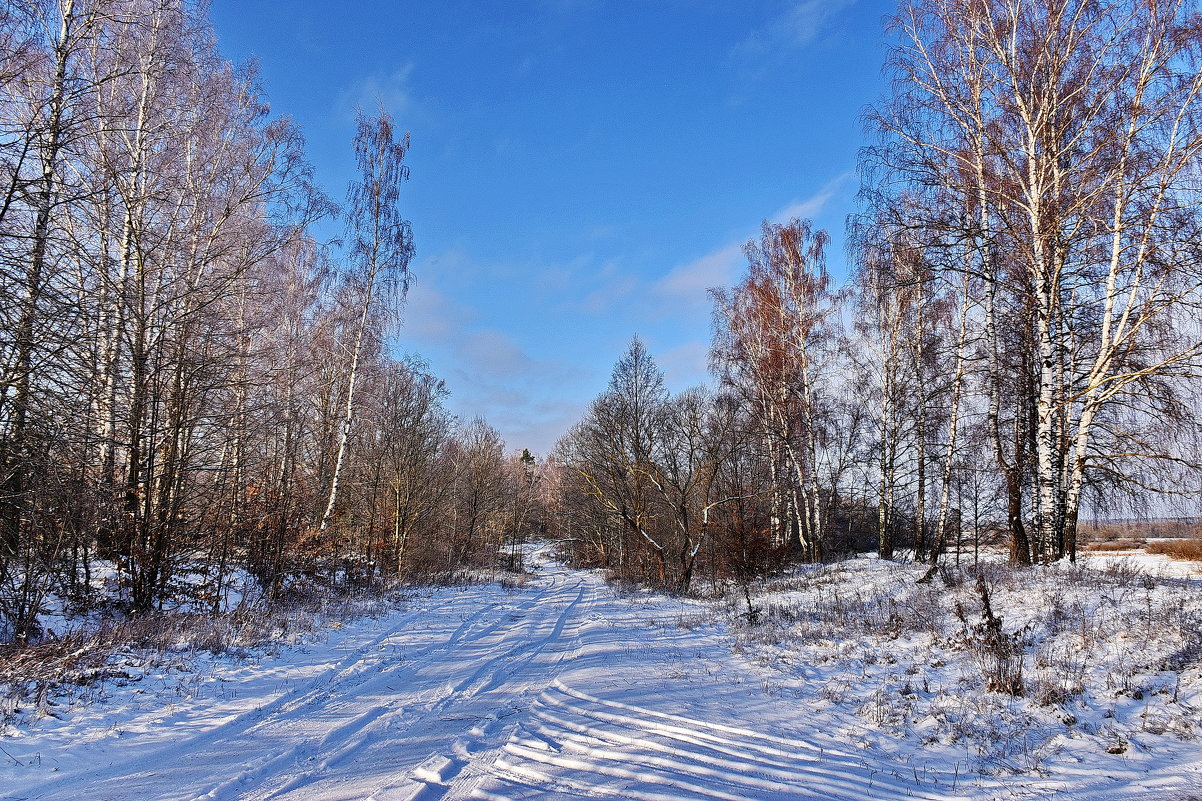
[5,548,1198,801]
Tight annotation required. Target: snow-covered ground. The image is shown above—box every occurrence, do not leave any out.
[1079,549,1202,580]
[2,546,1200,800]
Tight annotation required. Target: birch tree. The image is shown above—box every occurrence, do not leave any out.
[319,110,414,532]
[712,218,836,556]
[866,0,1202,563]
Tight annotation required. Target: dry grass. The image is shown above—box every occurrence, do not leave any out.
[1146,539,1202,562]
[0,589,405,724]
[1083,520,1201,546]
[730,556,1202,779]
[1082,519,1202,562]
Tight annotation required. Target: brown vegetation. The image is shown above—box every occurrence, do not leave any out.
[1146,540,1202,562]
[1082,521,1202,561]
[1085,540,1144,552]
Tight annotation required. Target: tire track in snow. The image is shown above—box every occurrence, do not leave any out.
[431,579,597,800]
[26,576,559,801]
[219,572,585,801]
[259,567,596,798]
[472,680,960,801]
[220,564,594,801]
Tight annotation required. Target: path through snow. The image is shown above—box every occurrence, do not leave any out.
[3,547,1199,800]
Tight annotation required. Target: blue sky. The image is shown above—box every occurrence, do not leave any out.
[209,0,893,455]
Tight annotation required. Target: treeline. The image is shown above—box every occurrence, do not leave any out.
[0,1,536,644]
[552,0,1202,590]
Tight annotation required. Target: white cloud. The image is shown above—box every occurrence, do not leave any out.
[735,0,859,59]
[658,341,711,391]
[487,398,590,457]
[772,171,853,221]
[399,264,587,455]
[531,254,637,316]
[580,270,639,314]
[445,332,588,455]
[401,278,476,340]
[459,331,544,379]
[654,243,744,303]
[337,63,417,119]
[397,171,854,454]
[651,172,853,310]
[776,0,858,47]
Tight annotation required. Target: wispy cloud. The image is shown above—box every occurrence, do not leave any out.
[445,331,587,455]
[400,250,588,455]
[655,243,744,303]
[726,0,861,92]
[735,0,859,59]
[658,341,711,391]
[399,170,852,453]
[651,172,853,311]
[501,398,591,457]
[773,172,853,222]
[337,62,418,119]
[531,254,637,316]
[402,279,477,340]
[773,0,859,47]
[580,262,640,314]
[458,331,558,380]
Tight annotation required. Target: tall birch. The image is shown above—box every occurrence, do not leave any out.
[319,110,414,532]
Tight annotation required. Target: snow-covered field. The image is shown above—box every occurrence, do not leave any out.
[2,546,1200,800]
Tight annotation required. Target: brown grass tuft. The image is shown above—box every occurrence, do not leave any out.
[1146,539,1202,562]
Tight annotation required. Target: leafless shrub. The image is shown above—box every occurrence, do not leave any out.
[1026,675,1075,708]
[729,552,1202,786]
[952,575,1028,696]
[1096,559,1148,586]
[498,571,530,592]
[858,687,906,728]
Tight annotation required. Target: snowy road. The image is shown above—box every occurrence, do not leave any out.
[5,549,1199,800]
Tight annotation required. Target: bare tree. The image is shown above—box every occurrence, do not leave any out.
[864,0,1202,564]
[712,218,836,556]
[556,339,673,584]
[376,360,453,574]
[319,109,414,532]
